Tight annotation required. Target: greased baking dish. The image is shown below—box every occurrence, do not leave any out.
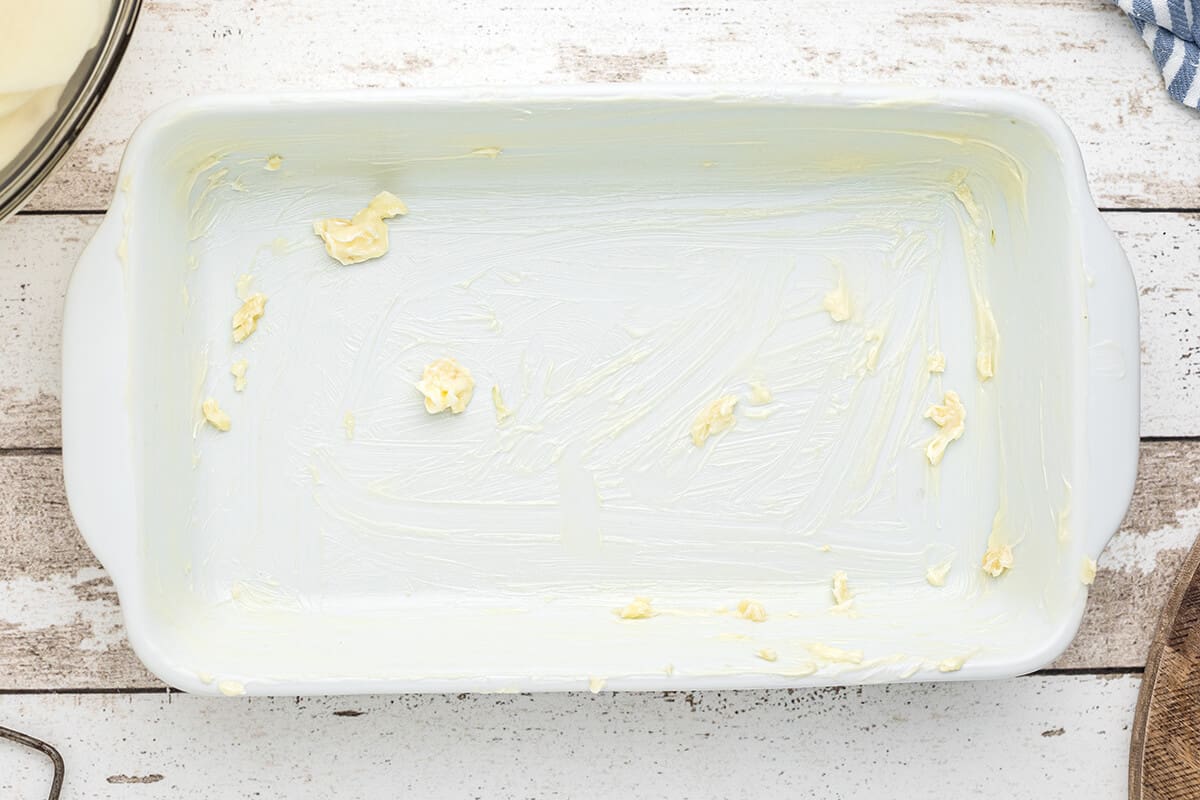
[62,87,1139,695]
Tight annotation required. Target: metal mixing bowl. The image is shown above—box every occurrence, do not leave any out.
[0,0,141,222]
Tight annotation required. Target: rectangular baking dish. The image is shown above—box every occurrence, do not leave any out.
[62,87,1139,695]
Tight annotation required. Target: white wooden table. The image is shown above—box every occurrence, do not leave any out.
[1,1,1198,796]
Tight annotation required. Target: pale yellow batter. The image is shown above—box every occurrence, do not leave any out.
[0,1,110,170]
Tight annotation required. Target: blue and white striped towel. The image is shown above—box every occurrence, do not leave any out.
[1116,0,1200,108]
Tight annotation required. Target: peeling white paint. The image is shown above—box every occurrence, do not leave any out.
[0,566,125,652]
[1100,505,1200,573]
[0,676,1138,798]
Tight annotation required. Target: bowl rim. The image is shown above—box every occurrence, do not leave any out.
[0,0,143,222]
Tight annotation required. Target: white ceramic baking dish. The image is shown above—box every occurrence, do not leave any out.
[62,87,1139,695]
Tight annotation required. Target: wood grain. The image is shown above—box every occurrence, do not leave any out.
[1107,213,1200,438]
[1060,440,1200,670]
[19,0,1200,212]
[0,442,1195,690]
[0,675,1140,799]
[0,0,1190,789]
[1130,532,1200,799]
[0,215,86,450]
[0,456,157,689]
[1,210,1196,449]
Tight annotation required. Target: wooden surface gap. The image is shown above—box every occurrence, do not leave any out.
[0,448,63,458]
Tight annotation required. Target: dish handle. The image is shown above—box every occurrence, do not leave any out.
[60,199,138,585]
[1082,212,1140,560]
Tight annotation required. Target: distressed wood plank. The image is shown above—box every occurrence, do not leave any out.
[0,456,157,689]
[0,212,1193,449]
[0,215,91,449]
[1107,212,1200,438]
[0,676,1139,799]
[1060,439,1200,669]
[0,442,1195,689]
[20,0,1200,212]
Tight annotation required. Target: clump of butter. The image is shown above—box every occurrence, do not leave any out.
[617,597,655,619]
[863,329,884,372]
[312,191,408,266]
[265,154,282,171]
[491,385,513,423]
[1058,501,1072,544]
[822,271,852,322]
[809,642,863,664]
[1081,557,1098,585]
[691,395,737,446]
[342,411,356,440]
[736,599,767,622]
[938,656,966,673]
[235,273,254,301]
[925,560,952,588]
[927,351,946,373]
[923,390,965,466]
[831,570,854,611]
[981,543,1013,578]
[755,648,778,662]
[232,293,267,343]
[975,306,1000,382]
[230,359,248,392]
[202,398,231,432]
[981,510,1014,578]
[417,357,475,414]
[748,382,772,405]
[952,173,1001,383]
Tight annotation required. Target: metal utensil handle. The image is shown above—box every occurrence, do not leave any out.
[0,725,64,800]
